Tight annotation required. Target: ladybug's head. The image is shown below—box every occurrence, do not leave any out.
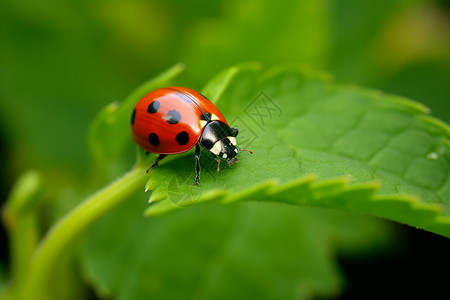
[213,136,239,165]
[199,121,241,165]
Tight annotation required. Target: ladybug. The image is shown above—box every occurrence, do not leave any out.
[131,86,252,184]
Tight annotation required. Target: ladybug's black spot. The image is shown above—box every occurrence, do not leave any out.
[166,110,181,124]
[176,131,189,145]
[131,108,136,125]
[149,133,159,147]
[147,101,160,113]
[200,112,211,121]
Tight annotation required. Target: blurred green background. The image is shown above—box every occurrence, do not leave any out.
[1,0,449,299]
[1,0,449,176]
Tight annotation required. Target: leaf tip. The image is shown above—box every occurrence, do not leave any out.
[3,169,45,216]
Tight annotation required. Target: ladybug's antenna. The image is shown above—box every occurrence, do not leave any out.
[238,149,253,154]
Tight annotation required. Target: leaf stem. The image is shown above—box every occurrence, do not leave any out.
[1,170,43,300]
[21,166,147,300]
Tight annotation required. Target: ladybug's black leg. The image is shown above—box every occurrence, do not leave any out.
[210,153,221,172]
[194,143,201,185]
[146,154,167,173]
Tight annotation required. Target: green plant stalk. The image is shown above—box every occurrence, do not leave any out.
[1,170,43,300]
[1,212,39,300]
[21,166,147,300]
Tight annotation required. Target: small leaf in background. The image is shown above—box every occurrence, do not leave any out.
[2,170,44,217]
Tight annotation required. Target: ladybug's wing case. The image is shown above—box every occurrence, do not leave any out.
[131,88,205,154]
[175,87,228,125]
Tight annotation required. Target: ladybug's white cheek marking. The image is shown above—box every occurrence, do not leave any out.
[210,141,222,155]
[211,114,220,121]
[228,136,236,146]
[200,120,208,128]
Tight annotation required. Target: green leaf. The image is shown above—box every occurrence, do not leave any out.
[80,64,405,300]
[143,64,450,238]
[87,63,185,167]
[81,63,449,299]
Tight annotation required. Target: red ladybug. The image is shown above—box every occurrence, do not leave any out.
[131,87,252,184]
